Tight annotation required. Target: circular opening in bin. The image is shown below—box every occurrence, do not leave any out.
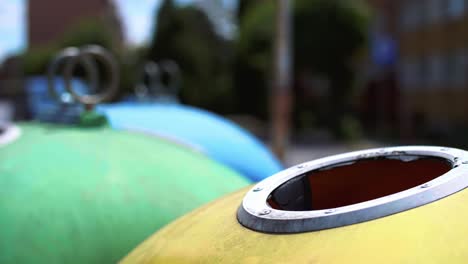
[267,156,451,211]
[0,124,21,146]
[238,146,468,233]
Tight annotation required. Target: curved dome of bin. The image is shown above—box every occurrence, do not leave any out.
[97,102,283,182]
[121,146,468,263]
[0,122,249,264]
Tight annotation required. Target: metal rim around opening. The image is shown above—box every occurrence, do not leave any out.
[237,146,468,234]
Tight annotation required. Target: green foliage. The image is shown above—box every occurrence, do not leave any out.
[117,46,149,98]
[340,114,363,142]
[147,0,235,113]
[236,0,369,136]
[22,18,116,76]
[297,0,368,139]
[59,19,115,50]
[294,0,369,73]
[21,18,138,100]
[233,1,275,119]
[237,1,275,74]
[22,47,56,76]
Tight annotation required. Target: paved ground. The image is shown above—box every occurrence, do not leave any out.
[227,115,387,167]
[284,140,386,167]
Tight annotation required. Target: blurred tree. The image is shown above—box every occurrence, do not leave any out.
[234,0,275,120]
[59,19,116,50]
[294,0,368,137]
[147,0,235,113]
[22,47,55,77]
[237,0,263,22]
[23,18,115,76]
[236,0,369,138]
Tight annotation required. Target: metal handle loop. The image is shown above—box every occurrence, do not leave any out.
[47,47,99,104]
[159,60,181,96]
[135,61,161,100]
[63,45,119,106]
[135,60,181,101]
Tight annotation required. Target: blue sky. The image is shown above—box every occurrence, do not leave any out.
[114,0,163,46]
[0,0,25,63]
[114,0,237,44]
[0,0,236,62]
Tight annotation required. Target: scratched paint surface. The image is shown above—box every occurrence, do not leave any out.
[122,186,468,263]
[0,123,249,264]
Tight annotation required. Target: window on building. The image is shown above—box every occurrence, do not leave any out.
[418,57,428,89]
[427,55,444,89]
[400,1,423,31]
[399,59,413,90]
[447,0,465,19]
[426,0,445,24]
[399,58,422,90]
[447,50,466,88]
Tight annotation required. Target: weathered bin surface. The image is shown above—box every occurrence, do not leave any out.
[121,146,468,263]
[98,103,283,182]
[26,76,283,182]
[0,122,249,264]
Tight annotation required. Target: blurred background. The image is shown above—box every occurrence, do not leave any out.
[1,0,468,165]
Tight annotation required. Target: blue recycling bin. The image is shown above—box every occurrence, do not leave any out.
[25,76,283,181]
[25,77,87,123]
[97,103,283,182]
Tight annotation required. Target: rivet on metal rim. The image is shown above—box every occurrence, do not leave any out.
[420,183,431,189]
[259,209,271,215]
[237,146,468,234]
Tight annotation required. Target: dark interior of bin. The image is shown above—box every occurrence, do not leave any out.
[267,155,452,211]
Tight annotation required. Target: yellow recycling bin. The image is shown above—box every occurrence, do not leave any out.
[121,146,468,263]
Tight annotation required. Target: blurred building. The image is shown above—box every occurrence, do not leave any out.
[28,0,123,49]
[0,56,29,120]
[366,0,468,137]
[396,0,468,132]
[361,0,400,135]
